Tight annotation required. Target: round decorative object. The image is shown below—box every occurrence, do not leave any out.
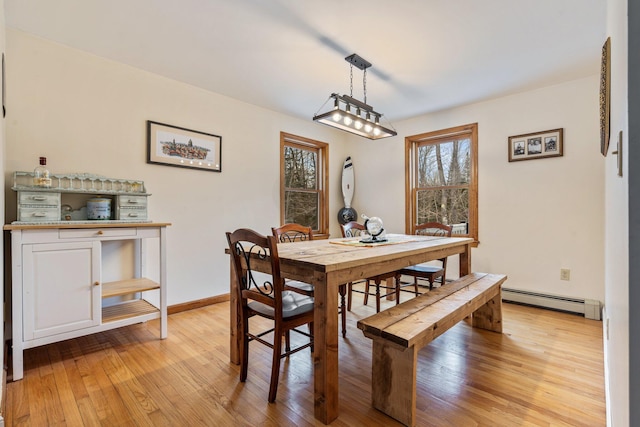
[338,207,358,225]
[363,216,384,237]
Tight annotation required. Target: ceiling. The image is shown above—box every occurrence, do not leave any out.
[5,0,607,122]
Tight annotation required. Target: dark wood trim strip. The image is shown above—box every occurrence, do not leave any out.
[168,294,230,315]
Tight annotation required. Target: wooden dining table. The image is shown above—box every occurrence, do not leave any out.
[228,233,473,424]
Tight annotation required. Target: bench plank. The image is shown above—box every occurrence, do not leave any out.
[358,273,506,349]
[383,274,505,349]
[357,272,486,335]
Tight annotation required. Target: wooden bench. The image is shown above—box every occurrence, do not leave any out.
[356,272,507,427]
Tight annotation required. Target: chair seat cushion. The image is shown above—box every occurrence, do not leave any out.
[248,291,314,319]
[285,280,314,294]
[399,265,444,276]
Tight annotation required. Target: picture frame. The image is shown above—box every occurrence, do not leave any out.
[508,128,563,162]
[147,121,222,172]
[599,37,611,156]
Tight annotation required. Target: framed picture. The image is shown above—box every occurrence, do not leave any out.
[599,37,611,156]
[508,128,563,162]
[147,121,222,172]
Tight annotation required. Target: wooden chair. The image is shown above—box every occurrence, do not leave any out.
[340,221,405,313]
[271,223,315,297]
[398,222,453,290]
[272,224,349,338]
[226,228,314,403]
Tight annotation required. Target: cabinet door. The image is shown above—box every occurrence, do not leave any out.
[23,241,101,340]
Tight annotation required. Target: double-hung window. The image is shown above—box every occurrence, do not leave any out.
[405,123,478,244]
[280,132,329,236]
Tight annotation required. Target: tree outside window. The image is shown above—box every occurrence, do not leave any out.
[280,133,328,235]
[405,124,478,244]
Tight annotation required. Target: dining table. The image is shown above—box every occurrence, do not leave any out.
[228,233,473,424]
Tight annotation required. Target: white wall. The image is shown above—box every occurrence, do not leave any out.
[4,29,351,304]
[5,29,605,305]
[353,76,605,302]
[604,0,629,424]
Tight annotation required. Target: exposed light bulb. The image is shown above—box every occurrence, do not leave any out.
[344,104,353,125]
[332,112,342,121]
[354,120,363,130]
[373,127,381,136]
[364,123,373,132]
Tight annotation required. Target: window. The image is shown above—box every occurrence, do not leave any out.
[405,123,478,244]
[280,132,329,236]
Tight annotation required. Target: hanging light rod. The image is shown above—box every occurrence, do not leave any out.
[313,53,397,140]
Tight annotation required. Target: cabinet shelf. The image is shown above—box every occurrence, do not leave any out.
[102,278,160,298]
[102,300,159,323]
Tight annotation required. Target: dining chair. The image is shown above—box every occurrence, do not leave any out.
[226,228,314,403]
[272,223,349,338]
[398,222,453,290]
[340,221,405,313]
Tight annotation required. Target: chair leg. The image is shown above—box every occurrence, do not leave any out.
[240,316,249,383]
[364,279,371,306]
[394,274,400,306]
[339,284,347,338]
[268,326,283,403]
[309,321,314,353]
[285,331,291,353]
[374,279,381,313]
[413,276,419,296]
[347,282,353,311]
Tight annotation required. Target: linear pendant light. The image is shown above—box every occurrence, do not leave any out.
[313,53,397,140]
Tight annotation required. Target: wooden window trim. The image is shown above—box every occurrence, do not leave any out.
[404,123,479,246]
[280,132,329,236]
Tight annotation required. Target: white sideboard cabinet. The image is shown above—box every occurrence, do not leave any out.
[5,222,170,380]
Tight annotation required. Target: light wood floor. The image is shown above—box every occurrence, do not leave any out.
[6,288,606,426]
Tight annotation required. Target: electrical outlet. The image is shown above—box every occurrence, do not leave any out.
[560,269,570,281]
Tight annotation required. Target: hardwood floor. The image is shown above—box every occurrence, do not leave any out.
[6,288,606,426]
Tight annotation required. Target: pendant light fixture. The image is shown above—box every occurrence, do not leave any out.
[313,53,397,140]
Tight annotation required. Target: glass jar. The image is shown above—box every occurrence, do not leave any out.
[33,157,52,187]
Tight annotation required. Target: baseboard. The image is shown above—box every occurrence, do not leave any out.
[168,294,230,315]
[502,287,601,320]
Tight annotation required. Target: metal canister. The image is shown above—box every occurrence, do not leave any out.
[87,197,111,220]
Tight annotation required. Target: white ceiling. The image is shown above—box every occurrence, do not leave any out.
[5,0,606,122]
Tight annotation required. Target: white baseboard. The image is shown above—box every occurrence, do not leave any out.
[502,287,601,320]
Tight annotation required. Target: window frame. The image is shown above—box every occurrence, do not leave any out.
[404,123,479,245]
[280,132,329,237]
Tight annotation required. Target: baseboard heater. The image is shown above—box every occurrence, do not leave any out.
[502,287,601,320]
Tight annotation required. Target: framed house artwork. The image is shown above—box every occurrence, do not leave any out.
[147,121,222,172]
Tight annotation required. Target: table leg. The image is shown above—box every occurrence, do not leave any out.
[459,242,471,276]
[229,255,240,365]
[314,272,339,424]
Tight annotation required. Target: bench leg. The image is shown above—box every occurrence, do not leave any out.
[472,290,502,333]
[371,339,418,427]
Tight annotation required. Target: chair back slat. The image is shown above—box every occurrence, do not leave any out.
[226,228,284,311]
[340,221,369,238]
[414,222,453,237]
[272,223,313,243]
